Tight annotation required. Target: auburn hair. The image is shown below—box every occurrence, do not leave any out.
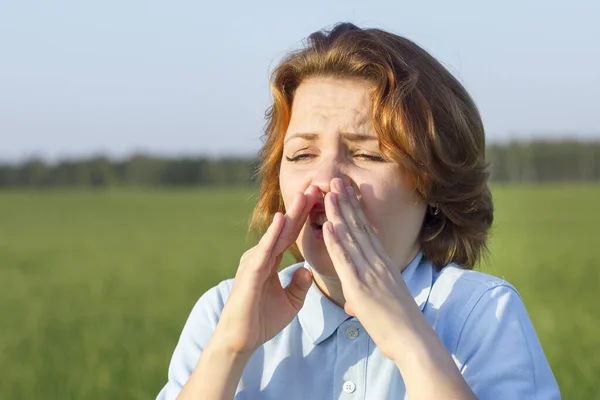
[249,22,493,269]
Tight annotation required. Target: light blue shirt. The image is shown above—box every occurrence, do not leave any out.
[157,252,560,399]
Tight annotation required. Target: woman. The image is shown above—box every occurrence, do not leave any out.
[158,23,560,399]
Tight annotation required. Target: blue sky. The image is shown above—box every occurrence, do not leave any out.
[1,0,599,162]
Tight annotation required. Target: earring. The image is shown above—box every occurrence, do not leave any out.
[429,203,440,216]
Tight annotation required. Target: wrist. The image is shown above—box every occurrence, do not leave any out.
[178,336,254,400]
[384,304,436,364]
[391,332,437,370]
[390,325,474,397]
[385,307,446,367]
[204,336,255,364]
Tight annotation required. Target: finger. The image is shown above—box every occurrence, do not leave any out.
[331,178,386,264]
[324,190,368,270]
[272,252,284,273]
[265,253,286,286]
[257,212,286,252]
[251,212,285,273]
[284,267,313,311]
[271,192,305,255]
[322,220,358,285]
[238,212,285,282]
[272,186,318,255]
[345,184,388,256]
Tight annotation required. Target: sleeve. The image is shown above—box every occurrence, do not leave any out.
[455,285,561,400]
[156,281,231,400]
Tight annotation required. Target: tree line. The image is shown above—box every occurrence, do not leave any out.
[487,141,600,182]
[0,155,259,187]
[1,140,599,188]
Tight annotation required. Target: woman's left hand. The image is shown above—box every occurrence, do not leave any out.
[322,177,428,363]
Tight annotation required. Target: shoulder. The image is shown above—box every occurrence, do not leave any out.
[428,265,560,397]
[177,262,306,351]
[188,262,306,319]
[183,277,233,327]
[434,263,513,289]
[156,263,307,398]
[429,263,518,310]
[425,264,525,349]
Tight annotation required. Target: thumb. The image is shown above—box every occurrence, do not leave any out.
[284,267,313,310]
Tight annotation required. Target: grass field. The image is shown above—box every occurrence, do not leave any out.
[1,186,598,399]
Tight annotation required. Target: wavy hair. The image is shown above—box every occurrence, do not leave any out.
[249,22,493,269]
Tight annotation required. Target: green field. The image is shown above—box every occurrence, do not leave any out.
[1,186,598,399]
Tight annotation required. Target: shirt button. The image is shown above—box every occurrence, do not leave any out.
[342,380,356,393]
[345,326,359,340]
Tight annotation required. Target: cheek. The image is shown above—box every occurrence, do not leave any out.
[278,177,291,211]
[278,166,301,211]
[360,177,424,231]
[279,165,313,207]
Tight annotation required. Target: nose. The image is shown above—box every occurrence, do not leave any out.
[311,157,351,195]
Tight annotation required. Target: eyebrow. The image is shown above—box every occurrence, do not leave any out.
[284,132,378,144]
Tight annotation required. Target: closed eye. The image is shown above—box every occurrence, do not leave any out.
[285,154,316,162]
[286,153,386,162]
[355,153,386,162]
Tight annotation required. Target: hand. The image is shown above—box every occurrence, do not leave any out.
[322,178,426,362]
[210,186,319,356]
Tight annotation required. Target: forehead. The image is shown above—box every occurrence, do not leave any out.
[293,77,373,107]
[287,77,374,133]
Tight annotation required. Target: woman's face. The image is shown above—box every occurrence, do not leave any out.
[279,77,427,277]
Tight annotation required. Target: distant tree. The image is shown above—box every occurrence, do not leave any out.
[19,158,47,186]
[0,165,19,186]
[89,157,118,187]
[124,155,167,186]
[0,140,598,189]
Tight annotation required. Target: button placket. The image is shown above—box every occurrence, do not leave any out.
[335,320,367,397]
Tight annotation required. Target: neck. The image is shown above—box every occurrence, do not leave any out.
[310,269,347,309]
[307,247,422,309]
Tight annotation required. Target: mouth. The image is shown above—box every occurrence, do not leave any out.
[309,202,327,240]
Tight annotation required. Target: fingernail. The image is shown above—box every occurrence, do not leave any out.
[304,185,312,195]
[333,178,343,192]
[326,222,334,234]
[330,192,338,206]
[345,185,354,197]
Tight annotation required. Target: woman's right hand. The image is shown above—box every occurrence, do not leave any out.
[209,185,319,356]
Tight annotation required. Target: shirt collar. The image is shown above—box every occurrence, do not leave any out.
[298,251,433,345]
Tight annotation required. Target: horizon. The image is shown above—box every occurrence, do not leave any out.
[2,136,600,167]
